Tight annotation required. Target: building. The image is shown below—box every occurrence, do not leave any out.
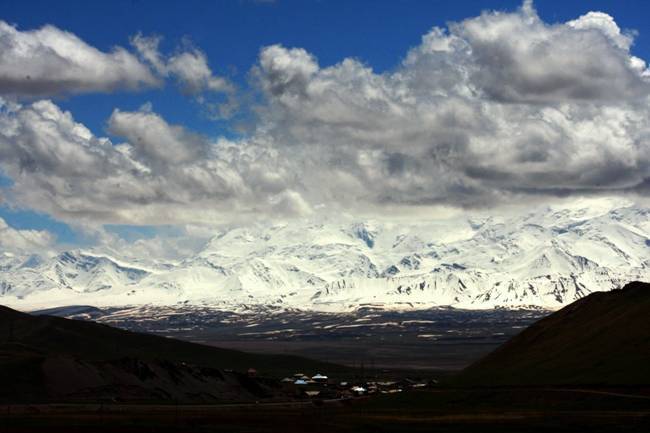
[311,373,328,384]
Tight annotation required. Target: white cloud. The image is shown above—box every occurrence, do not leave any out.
[131,34,237,118]
[168,51,232,94]
[249,2,650,208]
[257,45,319,97]
[0,21,159,97]
[269,189,313,217]
[131,34,233,95]
[0,99,304,225]
[0,1,649,230]
[0,217,54,254]
[107,109,208,165]
[0,22,236,116]
[567,11,633,50]
[451,2,648,103]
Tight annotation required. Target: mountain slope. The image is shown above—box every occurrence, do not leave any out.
[0,305,345,403]
[455,281,650,386]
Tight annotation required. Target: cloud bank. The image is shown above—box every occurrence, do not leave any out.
[0,1,649,230]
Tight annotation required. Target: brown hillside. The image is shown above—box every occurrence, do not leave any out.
[455,281,650,386]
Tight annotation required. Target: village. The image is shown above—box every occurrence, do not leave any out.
[247,368,437,401]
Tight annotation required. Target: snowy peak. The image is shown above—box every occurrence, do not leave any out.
[350,222,377,248]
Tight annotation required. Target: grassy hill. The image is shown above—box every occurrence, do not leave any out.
[455,281,650,386]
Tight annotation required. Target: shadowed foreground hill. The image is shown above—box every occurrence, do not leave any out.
[0,305,343,403]
[456,281,650,386]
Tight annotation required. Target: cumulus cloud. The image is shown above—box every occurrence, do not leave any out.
[249,1,650,208]
[107,108,208,165]
[453,1,649,103]
[0,99,303,225]
[567,11,633,50]
[1,1,650,229]
[0,21,159,98]
[258,45,319,97]
[0,21,235,115]
[131,34,237,118]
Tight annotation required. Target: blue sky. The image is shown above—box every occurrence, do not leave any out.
[1,0,650,247]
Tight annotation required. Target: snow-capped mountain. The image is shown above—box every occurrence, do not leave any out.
[1,198,649,311]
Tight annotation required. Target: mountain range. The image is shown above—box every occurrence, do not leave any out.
[1,198,649,311]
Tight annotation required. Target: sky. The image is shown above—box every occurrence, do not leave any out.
[0,0,650,255]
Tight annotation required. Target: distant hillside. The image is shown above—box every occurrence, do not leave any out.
[455,281,650,386]
[0,305,344,403]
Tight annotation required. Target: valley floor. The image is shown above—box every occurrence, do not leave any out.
[199,339,491,371]
[3,387,650,432]
[75,306,547,371]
